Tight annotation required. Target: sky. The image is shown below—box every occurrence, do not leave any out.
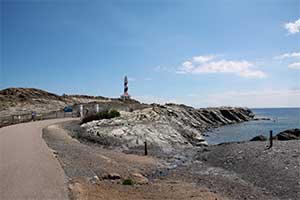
[1,0,300,108]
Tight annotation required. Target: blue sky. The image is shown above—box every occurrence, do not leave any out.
[1,0,299,108]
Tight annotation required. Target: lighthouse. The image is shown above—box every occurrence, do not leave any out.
[121,75,130,100]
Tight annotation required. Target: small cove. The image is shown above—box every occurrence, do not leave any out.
[204,108,300,145]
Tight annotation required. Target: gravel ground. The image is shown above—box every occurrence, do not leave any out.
[192,141,300,200]
[43,120,225,200]
[165,140,300,200]
[43,120,300,200]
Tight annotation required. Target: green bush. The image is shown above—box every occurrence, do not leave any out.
[122,178,135,185]
[81,110,120,124]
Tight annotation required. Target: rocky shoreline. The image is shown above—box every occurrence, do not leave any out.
[3,88,299,199]
[80,104,254,150]
[43,120,300,200]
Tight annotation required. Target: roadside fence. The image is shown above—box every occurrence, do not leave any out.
[0,110,79,128]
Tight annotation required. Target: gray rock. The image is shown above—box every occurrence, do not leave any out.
[274,129,300,140]
[250,135,268,141]
[81,104,254,150]
[130,173,149,184]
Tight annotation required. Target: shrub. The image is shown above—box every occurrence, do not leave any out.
[108,110,121,118]
[81,110,120,124]
[122,178,135,185]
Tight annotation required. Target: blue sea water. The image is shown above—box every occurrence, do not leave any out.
[204,108,300,145]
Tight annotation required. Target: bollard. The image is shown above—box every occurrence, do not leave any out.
[268,130,273,149]
[144,141,148,156]
[80,105,83,118]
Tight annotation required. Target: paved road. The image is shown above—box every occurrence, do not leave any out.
[0,119,76,200]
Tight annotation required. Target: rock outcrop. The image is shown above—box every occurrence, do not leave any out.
[250,135,267,141]
[1,87,255,148]
[81,104,254,150]
[274,128,300,140]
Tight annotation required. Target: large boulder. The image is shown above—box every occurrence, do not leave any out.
[274,129,300,140]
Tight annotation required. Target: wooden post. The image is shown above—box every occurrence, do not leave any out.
[144,141,148,156]
[269,130,273,149]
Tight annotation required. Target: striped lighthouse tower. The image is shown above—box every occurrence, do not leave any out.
[124,76,128,96]
[121,75,130,99]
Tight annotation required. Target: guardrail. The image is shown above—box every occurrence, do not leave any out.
[0,110,79,128]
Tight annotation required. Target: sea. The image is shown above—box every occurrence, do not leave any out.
[204,108,300,145]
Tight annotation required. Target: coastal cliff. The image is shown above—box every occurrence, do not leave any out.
[81,104,254,149]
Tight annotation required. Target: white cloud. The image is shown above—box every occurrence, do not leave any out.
[177,57,266,78]
[193,55,215,63]
[274,52,300,60]
[284,18,300,34]
[144,77,152,81]
[196,60,266,78]
[288,62,300,69]
[181,61,194,70]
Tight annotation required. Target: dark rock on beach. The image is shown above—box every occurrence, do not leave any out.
[274,128,300,140]
[250,135,267,141]
[251,128,300,142]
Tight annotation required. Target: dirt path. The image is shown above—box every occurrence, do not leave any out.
[0,119,77,200]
